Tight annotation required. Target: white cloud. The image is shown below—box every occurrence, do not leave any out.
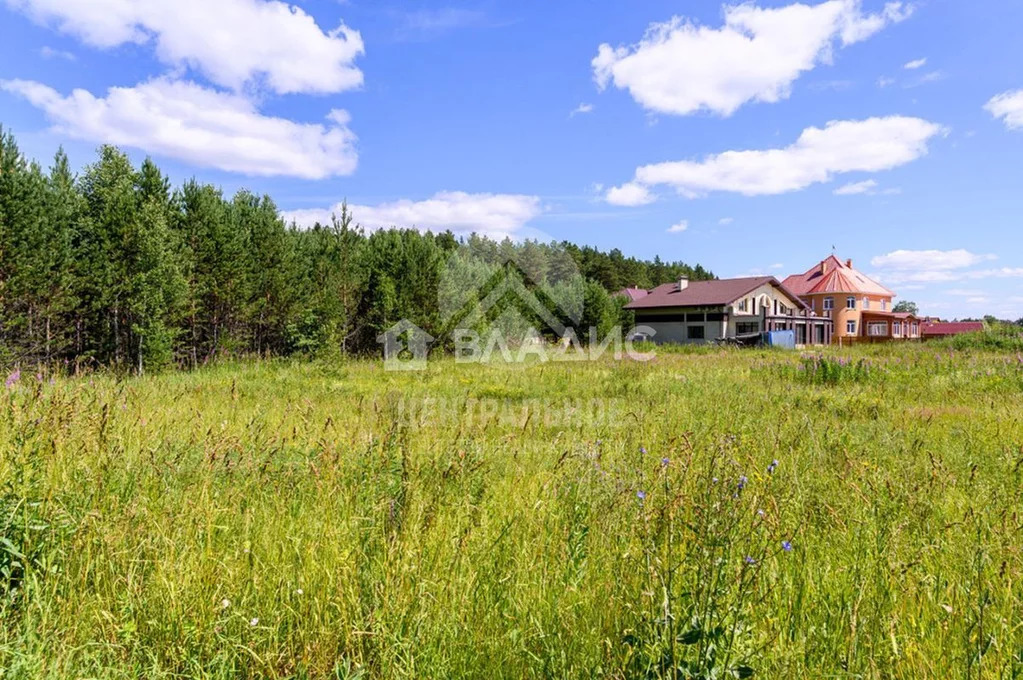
[834,179,878,195]
[39,45,75,60]
[871,249,997,271]
[877,76,895,87]
[394,8,488,40]
[666,220,688,233]
[283,192,543,240]
[592,0,912,117]
[833,179,901,195]
[4,0,364,94]
[608,116,942,201]
[570,102,594,117]
[903,57,926,69]
[718,217,734,226]
[869,249,1020,285]
[1,77,357,178]
[605,182,655,206]
[985,89,1023,130]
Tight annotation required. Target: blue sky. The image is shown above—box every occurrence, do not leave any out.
[2,0,1022,320]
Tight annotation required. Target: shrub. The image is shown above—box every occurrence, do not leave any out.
[796,353,870,385]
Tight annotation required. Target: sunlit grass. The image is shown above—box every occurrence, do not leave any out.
[1,345,1021,678]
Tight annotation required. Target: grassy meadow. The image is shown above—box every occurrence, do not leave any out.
[1,344,1022,678]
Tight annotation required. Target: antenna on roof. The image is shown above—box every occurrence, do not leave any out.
[831,244,836,254]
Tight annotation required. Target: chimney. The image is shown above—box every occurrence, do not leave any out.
[677,276,689,291]
[845,258,853,268]
[820,260,829,275]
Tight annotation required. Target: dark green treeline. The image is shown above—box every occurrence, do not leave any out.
[0,127,713,370]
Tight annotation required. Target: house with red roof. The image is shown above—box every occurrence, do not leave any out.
[921,321,985,338]
[783,255,921,343]
[624,276,833,345]
[613,286,650,303]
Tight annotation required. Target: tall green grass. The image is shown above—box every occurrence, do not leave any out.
[1,346,1021,678]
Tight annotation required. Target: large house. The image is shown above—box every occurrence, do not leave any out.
[623,276,833,345]
[783,255,921,342]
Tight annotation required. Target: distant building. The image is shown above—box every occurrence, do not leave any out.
[921,321,985,338]
[613,286,649,303]
[783,255,920,342]
[623,276,832,345]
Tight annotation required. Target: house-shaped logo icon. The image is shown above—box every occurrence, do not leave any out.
[376,319,435,371]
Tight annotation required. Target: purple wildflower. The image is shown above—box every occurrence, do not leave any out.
[4,369,20,389]
[661,457,670,467]
[636,490,646,501]
[639,446,647,454]
[782,541,793,552]
[737,475,748,491]
[744,556,756,565]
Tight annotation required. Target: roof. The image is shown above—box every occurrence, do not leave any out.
[624,276,808,310]
[861,311,918,320]
[783,255,894,298]
[614,287,649,303]
[922,321,984,336]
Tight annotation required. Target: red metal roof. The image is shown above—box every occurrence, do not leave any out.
[921,321,984,336]
[614,287,649,302]
[783,255,894,298]
[624,276,808,310]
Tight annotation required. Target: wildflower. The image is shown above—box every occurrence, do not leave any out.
[744,556,756,565]
[220,599,230,610]
[636,490,646,501]
[712,477,718,484]
[757,509,765,517]
[249,617,259,627]
[639,446,647,454]
[767,459,778,474]
[737,475,747,491]
[661,457,670,467]
[782,541,793,552]
[5,369,20,388]
[295,588,304,596]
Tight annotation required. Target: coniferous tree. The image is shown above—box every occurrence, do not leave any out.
[0,127,716,369]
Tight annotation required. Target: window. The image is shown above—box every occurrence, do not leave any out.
[823,297,834,310]
[868,322,888,336]
[911,323,918,336]
[846,320,857,335]
[736,322,759,335]
[893,321,902,336]
[846,296,856,309]
[881,299,888,311]
[737,299,748,312]
[687,325,705,340]
[862,297,870,310]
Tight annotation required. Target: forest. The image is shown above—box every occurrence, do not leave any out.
[0,127,713,370]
